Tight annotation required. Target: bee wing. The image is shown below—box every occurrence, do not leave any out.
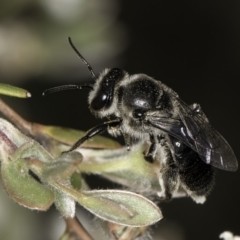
[146,99,238,171]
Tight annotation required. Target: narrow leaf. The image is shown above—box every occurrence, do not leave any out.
[35,125,120,149]
[0,84,31,98]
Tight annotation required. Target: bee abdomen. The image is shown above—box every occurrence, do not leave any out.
[177,151,214,196]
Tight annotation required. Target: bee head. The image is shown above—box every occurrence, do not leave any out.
[88,68,127,118]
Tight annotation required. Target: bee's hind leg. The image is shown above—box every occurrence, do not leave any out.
[144,133,158,163]
[157,136,180,201]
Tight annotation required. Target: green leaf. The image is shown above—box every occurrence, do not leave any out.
[78,145,161,193]
[41,151,82,180]
[35,125,120,149]
[54,190,76,218]
[70,172,82,190]
[78,190,162,227]
[1,159,54,211]
[51,181,162,227]
[0,84,31,98]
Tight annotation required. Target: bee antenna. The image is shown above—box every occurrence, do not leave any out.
[42,84,93,96]
[68,37,97,81]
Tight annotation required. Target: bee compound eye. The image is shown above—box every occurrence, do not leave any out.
[91,92,108,111]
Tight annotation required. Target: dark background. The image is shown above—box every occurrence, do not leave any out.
[1,1,240,240]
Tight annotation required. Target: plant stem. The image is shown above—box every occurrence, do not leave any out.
[64,217,93,240]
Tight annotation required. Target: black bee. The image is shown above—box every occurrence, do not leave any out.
[43,37,238,202]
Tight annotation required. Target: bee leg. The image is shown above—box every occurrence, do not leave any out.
[159,162,179,201]
[158,136,179,201]
[144,133,157,163]
[62,119,121,154]
[145,133,169,163]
